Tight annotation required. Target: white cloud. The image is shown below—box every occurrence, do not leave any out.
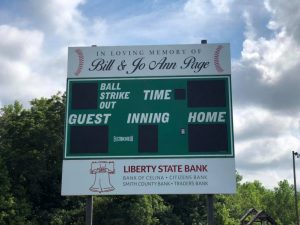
[0,25,64,107]
[241,31,300,84]
[0,0,109,107]
[240,169,294,189]
[0,59,60,107]
[265,0,300,43]
[240,1,300,83]
[184,0,210,17]
[184,0,233,16]
[211,0,234,14]
[102,0,247,46]
[231,0,300,112]
[0,25,43,61]
[27,0,85,35]
[231,0,300,187]
[234,106,300,171]
[234,107,296,141]
[19,0,107,46]
[1,0,300,189]
[236,133,300,188]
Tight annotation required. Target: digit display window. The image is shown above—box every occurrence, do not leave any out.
[69,126,109,154]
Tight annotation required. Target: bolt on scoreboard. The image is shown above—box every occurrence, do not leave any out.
[64,75,234,159]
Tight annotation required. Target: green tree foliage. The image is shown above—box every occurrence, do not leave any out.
[215,175,299,225]
[0,94,299,225]
[0,94,86,225]
[0,155,16,224]
[94,195,164,225]
[162,195,206,225]
[215,180,273,225]
[93,195,206,225]
[269,180,296,225]
[0,94,209,225]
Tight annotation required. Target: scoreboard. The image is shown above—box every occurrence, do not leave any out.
[64,76,233,159]
[61,43,236,195]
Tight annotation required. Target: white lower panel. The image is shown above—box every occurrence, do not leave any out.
[61,158,236,195]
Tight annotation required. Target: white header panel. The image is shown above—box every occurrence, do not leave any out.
[67,43,231,78]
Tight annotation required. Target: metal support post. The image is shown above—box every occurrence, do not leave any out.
[86,196,93,225]
[207,194,214,225]
[293,151,299,225]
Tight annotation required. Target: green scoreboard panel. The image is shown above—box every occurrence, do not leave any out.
[64,75,234,159]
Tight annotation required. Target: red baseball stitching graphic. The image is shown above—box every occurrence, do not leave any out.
[214,45,224,73]
[75,48,84,76]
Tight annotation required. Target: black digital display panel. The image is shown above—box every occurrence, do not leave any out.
[188,124,228,152]
[174,89,186,100]
[69,125,109,154]
[187,80,226,108]
[138,125,158,153]
[71,82,98,109]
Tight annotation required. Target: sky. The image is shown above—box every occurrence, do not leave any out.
[0,0,300,189]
